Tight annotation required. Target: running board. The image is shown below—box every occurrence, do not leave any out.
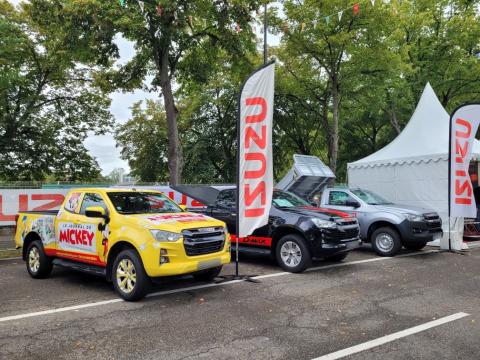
[53,258,106,277]
[234,246,271,256]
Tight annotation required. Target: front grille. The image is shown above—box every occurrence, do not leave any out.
[182,227,225,256]
[323,219,360,242]
[424,213,442,232]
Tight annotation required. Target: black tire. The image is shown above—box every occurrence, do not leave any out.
[371,227,402,257]
[327,252,348,262]
[193,266,223,282]
[275,234,311,273]
[26,240,53,279]
[112,249,150,301]
[404,242,428,251]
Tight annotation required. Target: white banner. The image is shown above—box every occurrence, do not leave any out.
[0,186,203,226]
[238,62,275,238]
[449,104,480,218]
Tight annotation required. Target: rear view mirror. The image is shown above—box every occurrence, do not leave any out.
[346,200,360,208]
[85,206,106,218]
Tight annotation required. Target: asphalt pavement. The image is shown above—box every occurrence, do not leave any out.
[0,245,479,360]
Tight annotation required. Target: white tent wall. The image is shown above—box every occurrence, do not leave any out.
[347,83,477,251]
[348,158,464,250]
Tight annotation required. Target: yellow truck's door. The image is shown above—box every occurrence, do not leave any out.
[56,191,108,266]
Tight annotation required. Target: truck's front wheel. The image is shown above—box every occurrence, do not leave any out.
[371,227,402,257]
[276,234,311,273]
[113,249,150,301]
[26,240,53,279]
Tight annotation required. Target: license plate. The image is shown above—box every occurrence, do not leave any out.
[198,259,221,270]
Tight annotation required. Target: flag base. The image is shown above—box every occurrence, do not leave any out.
[214,274,260,284]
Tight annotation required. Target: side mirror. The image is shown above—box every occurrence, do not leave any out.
[179,204,187,211]
[85,206,106,218]
[346,200,360,208]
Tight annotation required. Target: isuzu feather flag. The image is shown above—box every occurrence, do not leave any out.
[449,104,480,218]
[237,61,275,238]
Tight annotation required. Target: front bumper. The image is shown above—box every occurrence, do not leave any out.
[142,236,231,277]
[398,219,443,244]
[316,238,362,258]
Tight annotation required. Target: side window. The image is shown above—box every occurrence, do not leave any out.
[216,190,236,209]
[64,192,82,213]
[79,193,108,215]
[328,191,354,206]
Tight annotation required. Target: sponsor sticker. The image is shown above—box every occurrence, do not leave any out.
[57,222,96,254]
[145,213,210,224]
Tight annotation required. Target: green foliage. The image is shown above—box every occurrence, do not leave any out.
[0,1,113,181]
[115,100,169,182]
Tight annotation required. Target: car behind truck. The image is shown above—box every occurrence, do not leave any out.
[174,186,361,272]
[276,155,443,257]
[15,188,231,301]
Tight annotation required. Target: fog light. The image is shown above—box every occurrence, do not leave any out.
[160,249,169,264]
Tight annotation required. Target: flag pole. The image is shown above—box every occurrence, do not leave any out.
[448,109,452,251]
[263,2,268,64]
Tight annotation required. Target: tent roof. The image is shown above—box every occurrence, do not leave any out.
[349,83,480,169]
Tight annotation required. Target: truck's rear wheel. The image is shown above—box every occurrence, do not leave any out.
[193,266,222,281]
[276,234,311,273]
[112,249,150,301]
[26,240,53,279]
[371,227,402,257]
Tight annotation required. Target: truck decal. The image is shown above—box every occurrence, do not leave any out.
[57,222,96,254]
[231,234,272,247]
[145,213,210,224]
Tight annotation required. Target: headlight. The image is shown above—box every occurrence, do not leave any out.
[406,213,424,222]
[311,218,337,229]
[150,229,182,242]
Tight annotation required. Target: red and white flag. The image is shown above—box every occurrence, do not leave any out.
[449,104,480,217]
[237,62,275,238]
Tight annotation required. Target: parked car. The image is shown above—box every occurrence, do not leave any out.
[317,187,443,256]
[15,188,231,301]
[174,185,361,273]
[275,154,443,257]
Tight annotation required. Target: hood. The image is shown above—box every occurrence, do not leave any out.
[372,204,432,215]
[279,206,353,221]
[171,185,234,207]
[126,212,226,232]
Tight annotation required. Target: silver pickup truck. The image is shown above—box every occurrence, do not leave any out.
[277,155,443,257]
[317,188,443,256]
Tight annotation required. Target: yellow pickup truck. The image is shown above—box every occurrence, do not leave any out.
[15,188,231,301]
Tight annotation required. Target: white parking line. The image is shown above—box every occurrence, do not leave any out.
[0,257,21,262]
[0,249,440,323]
[312,312,470,360]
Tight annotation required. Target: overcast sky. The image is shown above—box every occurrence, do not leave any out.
[9,0,280,176]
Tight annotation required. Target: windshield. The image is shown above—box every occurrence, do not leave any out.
[351,189,393,205]
[107,192,182,214]
[272,190,310,208]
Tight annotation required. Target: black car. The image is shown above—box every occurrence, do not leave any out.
[174,186,361,273]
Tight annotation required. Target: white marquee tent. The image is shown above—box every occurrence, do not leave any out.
[347,83,480,250]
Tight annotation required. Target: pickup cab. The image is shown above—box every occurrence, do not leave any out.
[317,187,443,256]
[174,186,361,273]
[15,188,231,301]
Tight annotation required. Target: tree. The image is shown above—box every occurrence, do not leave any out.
[0,1,112,181]
[27,0,262,184]
[115,100,169,182]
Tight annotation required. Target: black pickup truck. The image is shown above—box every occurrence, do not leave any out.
[174,186,361,273]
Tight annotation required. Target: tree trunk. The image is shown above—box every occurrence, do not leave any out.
[159,52,183,185]
[387,108,401,135]
[330,79,340,174]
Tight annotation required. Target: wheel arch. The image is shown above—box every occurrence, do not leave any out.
[22,232,42,260]
[367,221,400,242]
[106,241,141,282]
[271,225,308,258]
